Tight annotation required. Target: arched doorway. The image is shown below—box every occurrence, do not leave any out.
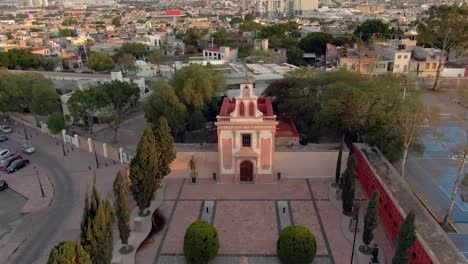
[240,160,253,182]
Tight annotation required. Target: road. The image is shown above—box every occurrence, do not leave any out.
[2,124,124,264]
[403,89,468,260]
[3,134,76,264]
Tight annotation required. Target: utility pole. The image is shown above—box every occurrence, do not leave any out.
[23,122,28,140]
[350,201,360,264]
[92,139,100,169]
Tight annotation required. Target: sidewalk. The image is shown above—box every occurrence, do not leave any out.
[328,185,393,264]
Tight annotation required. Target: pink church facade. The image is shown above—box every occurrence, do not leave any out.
[216,78,298,183]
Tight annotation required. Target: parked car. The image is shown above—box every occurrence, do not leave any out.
[0,125,12,133]
[7,159,29,173]
[0,134,7,142]
[0,180,8,191]
[0,149,11,159]
[21,144,35,154]
[0,153,22,171]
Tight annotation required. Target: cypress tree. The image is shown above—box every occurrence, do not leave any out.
[342,154,358,215]
[80,179,114,264]
[362,190,380,252]
[130,127,159,215]
[155,117,176,185]
[392,211,416,264]
[113,171,131,251]
[47,241,92,264]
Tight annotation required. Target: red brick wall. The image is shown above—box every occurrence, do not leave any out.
[353,145,433,264]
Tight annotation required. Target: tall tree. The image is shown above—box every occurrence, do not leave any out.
[47,241,92,264]
[129,127,159,215]
[113,171,131,251]
[100,80,140,143]
[80,179,114,264]
[47,112,66,156]
[14,72,56,113]
[286,47,304,66]
[0,71,21,116]
[392,211,416,264]
[417,4,468,90]
[362,191,380,251]
[87,52,115,72]
[442,143,468,226]
[154,117,176,183]
[354,19,390,41]
[399,96,430,179]
[67,87,108,134]
[299,32,333,55]
[144,81,187,132]
[342,154,358,215]
[115,42,149,60]
[172,64,224,129]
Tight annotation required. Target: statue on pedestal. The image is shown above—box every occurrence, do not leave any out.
[189,156,197,182]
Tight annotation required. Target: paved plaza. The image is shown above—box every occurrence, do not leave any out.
[136,178,395,264]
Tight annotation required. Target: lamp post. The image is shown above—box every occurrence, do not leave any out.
[350,200,360,264]
[23,122,28,140]
[92,139,100,169]
[34,166,45,197]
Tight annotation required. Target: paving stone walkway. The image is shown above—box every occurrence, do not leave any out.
[132,178,395,264]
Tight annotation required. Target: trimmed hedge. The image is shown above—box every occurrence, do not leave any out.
[277,225,317,264]
[183,220,220,264]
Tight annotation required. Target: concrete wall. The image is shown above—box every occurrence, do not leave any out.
[169,151,219,178]
[274,150,349,178]
[168,149,348,179]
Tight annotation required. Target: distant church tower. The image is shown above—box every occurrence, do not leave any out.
[216,77,278,183]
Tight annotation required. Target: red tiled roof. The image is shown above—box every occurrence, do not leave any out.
[205,47,220,52]
[218,97,299,138]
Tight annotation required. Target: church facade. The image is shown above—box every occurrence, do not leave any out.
[215,78,298,183]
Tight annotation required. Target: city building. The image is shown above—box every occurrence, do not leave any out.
[202,47,238,62]
[293,0,319,15]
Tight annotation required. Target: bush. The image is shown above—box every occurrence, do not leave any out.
[277,225,317,264]
[183,221,219,264]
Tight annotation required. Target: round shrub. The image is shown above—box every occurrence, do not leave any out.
[277,225,317,264]
[183,220,220,264]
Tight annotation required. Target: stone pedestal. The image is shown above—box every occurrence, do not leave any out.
[133,217,143,232]
[111,256,122,264]
[336,189,342,200]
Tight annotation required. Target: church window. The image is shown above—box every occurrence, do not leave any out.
[242,134,251,147]
[249,102,255,116]
[239,101,245,116]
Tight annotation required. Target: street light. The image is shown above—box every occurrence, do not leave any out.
[350,200,360,264]
[23,122,28,140]
[92,139,100,169]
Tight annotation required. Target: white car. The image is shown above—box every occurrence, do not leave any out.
[0,125,12,133]
[21,144,35,154]
[0,149,11,159]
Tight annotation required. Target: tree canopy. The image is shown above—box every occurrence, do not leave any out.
[354,19,390,41]
[87,52,115,72]
[130,127,159,214]
[0,49,56,70]
[299,32,333,55]
[263,69,417,162]
[47,112,65,135]
[144,81,187,133]
[47,241,92,264]
[80,180,114,264]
